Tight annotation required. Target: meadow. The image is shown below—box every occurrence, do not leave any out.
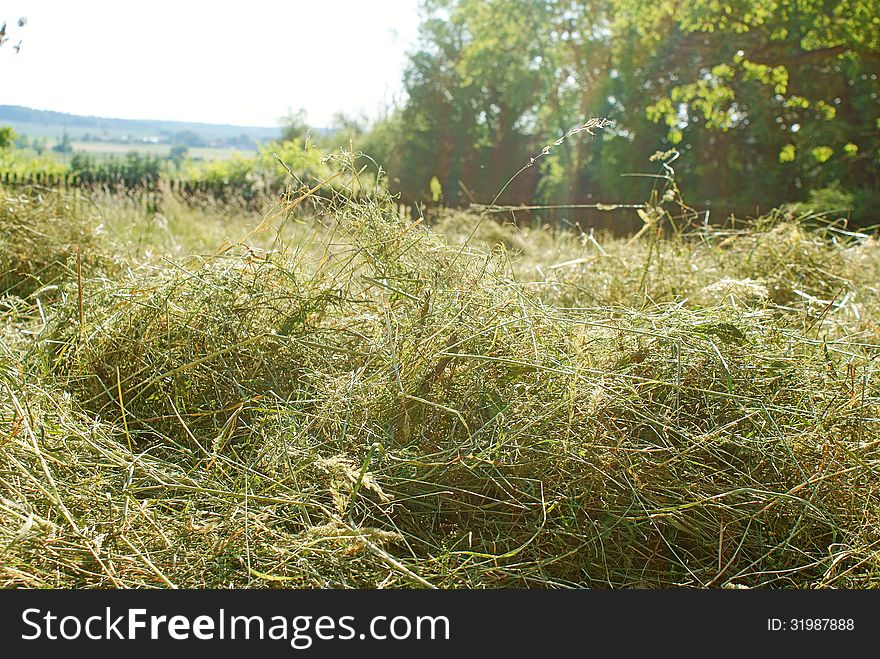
[68,142,257,162]
[2,159,879,589]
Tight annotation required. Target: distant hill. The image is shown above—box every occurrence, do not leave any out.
[0,105,281,148]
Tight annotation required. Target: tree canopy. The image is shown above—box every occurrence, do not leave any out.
[367,0,878,223]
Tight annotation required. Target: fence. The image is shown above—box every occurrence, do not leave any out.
[0,171,420,221]
[2,171,648,229]
[0,171,250,198]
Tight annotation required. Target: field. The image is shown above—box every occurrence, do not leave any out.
[0,107,279,146]
[69,141,257,161]
[1,175,879,589]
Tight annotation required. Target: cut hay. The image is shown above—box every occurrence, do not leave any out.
[2,185,879,588]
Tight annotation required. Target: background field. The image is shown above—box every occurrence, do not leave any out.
[68,141,257,161]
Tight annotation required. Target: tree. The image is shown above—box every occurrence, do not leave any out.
[619,0,880,215]
[0,17,26,54]
[227,134,256,149]
[368,0,878,223]
[171,130,206,147]
[170,144,189,169]
[323,112,368,150]
[0,126,16,150]
[279,108,310,144]
[53,132,73,154]
[382,0,566,207]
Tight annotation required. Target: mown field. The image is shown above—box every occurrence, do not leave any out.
[1,176,879,588]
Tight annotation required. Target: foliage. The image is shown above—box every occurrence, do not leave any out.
[279,108,311,144]
[4,2,877,224]
[0,126,15,149]
[70,151,162,186]
[169,144,189,169]
[622,0,879,218]
[52,132,72,154]
[0,145,68,177]
[322,112,369,150]
[363,0,878,224]
[177,139,335,200]
[259,139,332,186]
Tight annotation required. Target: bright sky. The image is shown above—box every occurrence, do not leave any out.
[0,0,422,128]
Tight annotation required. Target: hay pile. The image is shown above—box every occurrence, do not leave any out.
[0,190,112,298]
[1,186,878,587]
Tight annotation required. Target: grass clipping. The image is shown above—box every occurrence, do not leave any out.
[0,190,112,298]
[1,185,880,588]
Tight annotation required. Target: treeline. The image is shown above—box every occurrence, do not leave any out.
[3,2,877,225]
[69,152,162,186]
[0,104,279,145]
[355,0,879,223]
[0,134,376,206]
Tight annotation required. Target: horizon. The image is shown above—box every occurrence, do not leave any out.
[0,0,421,129]
[0,103,281,130]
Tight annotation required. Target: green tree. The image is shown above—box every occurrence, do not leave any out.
[279,108,310,144]
[0,126,16,149]
[368,0,878,223]
[619,0,880,216]
[171,130,206,147]
[53,132,73,154]
[170,144,189,169]
[377,1,628,212]
[384,0,568,206]
[322,112,368,151]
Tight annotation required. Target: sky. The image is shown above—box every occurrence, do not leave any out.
[0,0,422,128]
